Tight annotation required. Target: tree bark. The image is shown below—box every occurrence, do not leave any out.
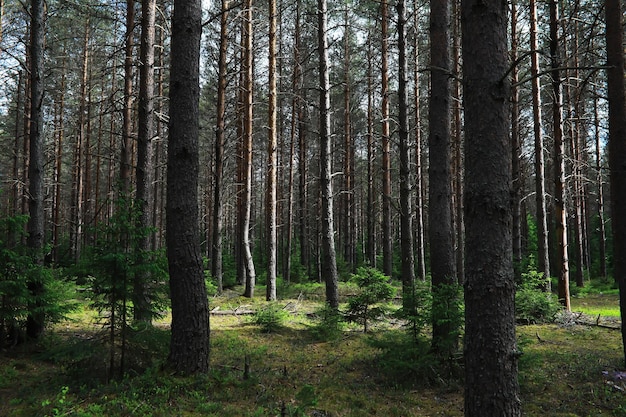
[212,0,229,293]
[266,0,278,301]
[120,0,135,194]
[26,0,45,339]
[166,0,210,374]
[530,0,550,284]
[462,0,521,413]
[510,0,522,281]
[317,0,339,308]
[550,0,570,311]
[429,0,457,355]
[242,0,257,298]
[605,0,626,367]
[397,0,416,305]
[380,0,393,277]
[135,0,157,323]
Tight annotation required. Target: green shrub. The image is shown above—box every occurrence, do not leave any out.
[344,267,395,333]
[516,269,561,324]
[309,304,344,341]
[253,303,289,333]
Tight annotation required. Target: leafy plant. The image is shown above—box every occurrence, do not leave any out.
[253,303,289,333]
[310,304,345,341]
[516,269,561,324]
[0,214,77,347]
[344,267,395,333]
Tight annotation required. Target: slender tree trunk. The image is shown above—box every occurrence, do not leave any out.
[212,0,229,293]
[397,0,416,305]
[429,0,457,355]
[366,29,376,267]
[594,97,607,278]
[342,8,355,271]
[134,0,157,323]
[242,0,256,298]
[550,0,570,311]
[26,0,45,339]
[318,0,339,308]
[266,0,278,301]
[462,0,521,413]
[530,0,550,284]
[167,0,210,374]
[53,55,66,263]
[605,0,626,367]
[120,0,135,193]
[510,0,522,280]
[380,0,393,277]
[412,0,426,281]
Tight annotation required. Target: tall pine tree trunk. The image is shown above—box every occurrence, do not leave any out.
[318,0,339,308]
[167,0,210,374]
[380,0,393,277]
[605,0,626,367]
[462,0,521,413]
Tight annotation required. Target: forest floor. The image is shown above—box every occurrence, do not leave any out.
[1,282,625,417]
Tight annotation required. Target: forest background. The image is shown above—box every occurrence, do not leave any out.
[0,0,625,415]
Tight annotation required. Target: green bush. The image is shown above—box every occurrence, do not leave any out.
[253,303,289,333]
[309,304,344,341]
[344,267,395,333]
[515,269,561,324]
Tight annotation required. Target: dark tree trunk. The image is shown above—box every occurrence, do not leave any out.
[318,0,339,308]
[397,0,416,305]
[510,0,522,280]
[530,0,550,285]
[605,0,626,367]
[135,0,157,323]
[429,0,457,355]
[381,0,393,277]
[462,0,521,414]
[120,0,135,193]
[212,0,229,293]
[166,0,210,374]
[26,0,45,340]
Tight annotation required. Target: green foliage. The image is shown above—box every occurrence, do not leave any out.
[431,282,464,355]
[515,269,561,324]
[309,304,345,341]
[367,331,448,387]
[344,267,395,333]
[253,303,289,333]
[0,214,77,347]
[394,280,432,343]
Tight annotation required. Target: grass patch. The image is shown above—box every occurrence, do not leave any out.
[571,293,621,318]
[0,284,624,416]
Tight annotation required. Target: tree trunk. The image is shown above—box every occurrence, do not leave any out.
[530,0,550,284]
[429,0,457,355]
[242,0,257,298]
[166,0,210,374]
[605,0,626,367]
[318,0,339,308]
[396,0,416,306]
[135,0,157,323]
[380,0,393,277]
[510,0,522,281]
[366,30,376,267]
[342,8,355,271]
[26,0,45,340]
[266,0,278,301]
[462,0,521,413]
[550,0,570,311]
[412,0,426,281]
[594,97,607,278]
[120,0,135,194]
[212,0,229,293]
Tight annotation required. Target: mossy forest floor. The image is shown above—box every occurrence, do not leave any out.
[1,283,625,417]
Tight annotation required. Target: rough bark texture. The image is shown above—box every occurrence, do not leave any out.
[429,0,456,354]
[135,0,157,323]
[166,0,210,374]
[120,0,134,193]
[530,0,550,285]
[26,0,45,339]
[605,0,626,366]
[550,0,570,311]
[266,0,278,301]
[317,0,339,309]
[396,0,416,302]
[462,0,521,414]
[212,0,229,293]
[380,0,393,277]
